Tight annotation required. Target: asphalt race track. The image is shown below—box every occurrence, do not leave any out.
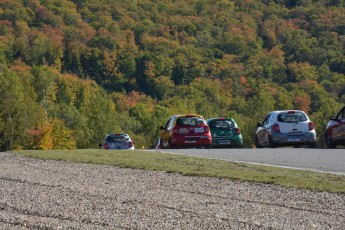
[159,148,345,175]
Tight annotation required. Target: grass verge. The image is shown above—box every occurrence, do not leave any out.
[14,149,345,193]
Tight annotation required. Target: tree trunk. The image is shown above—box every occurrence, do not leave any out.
[8,112,13,150]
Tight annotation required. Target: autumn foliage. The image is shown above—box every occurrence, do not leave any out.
[1,0,345,149]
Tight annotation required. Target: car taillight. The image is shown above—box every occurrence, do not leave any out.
[204,126,209,133]
[104,143,108,149]
[235,128,241,135]
[129,141,133,148]
[173,127,178,134]
[309,122,314,131]
[273,123,280,132]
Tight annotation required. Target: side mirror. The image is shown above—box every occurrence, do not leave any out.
[257,123,262,127]
[330,115,336,121]
[160,126,165,130]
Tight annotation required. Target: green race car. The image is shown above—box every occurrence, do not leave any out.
[206,118,243,148]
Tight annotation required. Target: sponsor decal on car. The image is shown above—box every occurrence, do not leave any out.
[287,135,304,142]
[185,140,197,144]
[332,124,345,136]
[219,140,231,145]
[288,138,301,142]
[178,128,189,134]
[194,127,204,133]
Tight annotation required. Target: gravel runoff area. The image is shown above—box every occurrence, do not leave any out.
[0,152,344,230]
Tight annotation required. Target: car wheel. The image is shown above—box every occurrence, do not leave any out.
[161,139,168,149]
[308,142,316,148]
[325,132,336,149]
[255,136,262,148]
[268,136,276,148]
[168,139,174,149]
[203,144,212,149]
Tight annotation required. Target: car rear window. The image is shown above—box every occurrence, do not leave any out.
[209,120,234,129]
[106,134,129,142]
[176,116,204,126]
[277,112,308,123]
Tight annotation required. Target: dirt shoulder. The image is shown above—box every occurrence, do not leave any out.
[0,152,344,229]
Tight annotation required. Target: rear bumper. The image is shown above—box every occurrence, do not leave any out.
[171,137,212,147]
[106,147,135,150]
[271,131,316,146]
[212,137,243,147]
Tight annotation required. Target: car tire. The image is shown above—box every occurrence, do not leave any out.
[204,144,212,149]
[268,136,276,148]
[325,132,336,149]
[161,139,169,149]
[159,139,166,149]
[168,139,174,149]
[255,136,262,148]
[308,142,316,148]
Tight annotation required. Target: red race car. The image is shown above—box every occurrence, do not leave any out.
[159,114,212,149]
[325,106,345,148]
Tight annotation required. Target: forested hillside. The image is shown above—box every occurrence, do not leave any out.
[1,0,345,149]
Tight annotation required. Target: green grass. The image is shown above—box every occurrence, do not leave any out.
[14,149,345,193]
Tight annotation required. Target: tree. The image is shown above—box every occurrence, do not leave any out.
[51,119,76,149]
[0,70,44,149]
[294,92,311,113]
[288,62,318,82]
[152,76,174,100]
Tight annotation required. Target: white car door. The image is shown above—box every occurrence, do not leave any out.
[257,114,271,146]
